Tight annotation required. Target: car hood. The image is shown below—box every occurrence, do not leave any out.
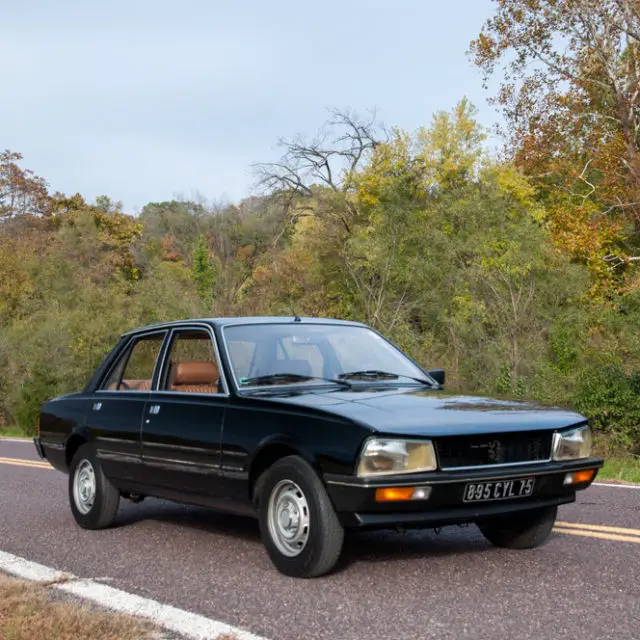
[257,387,586,436]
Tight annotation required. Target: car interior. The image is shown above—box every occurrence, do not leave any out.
[105,329,222,394]
[166,360,219,394]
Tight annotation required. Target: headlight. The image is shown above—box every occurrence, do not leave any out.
[356,438,437,477]
[552,425,592,461]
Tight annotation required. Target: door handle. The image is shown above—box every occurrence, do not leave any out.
[92,402,102,411]
[148,405,161,415]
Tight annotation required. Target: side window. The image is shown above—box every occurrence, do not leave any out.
[102,333,166,391]
[162,329,222,394]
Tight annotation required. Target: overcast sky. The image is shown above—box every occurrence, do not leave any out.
[2,0,496,212]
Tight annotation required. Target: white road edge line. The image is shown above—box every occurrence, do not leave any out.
[0,550,268,640]
[593,482,640,489]
[0,437,32,442]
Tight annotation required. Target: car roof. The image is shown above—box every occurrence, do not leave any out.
[121,316,367,337]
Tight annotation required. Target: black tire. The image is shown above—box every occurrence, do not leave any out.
[477,505,557,549]
[255,455,344,578]
[68,443,120,529]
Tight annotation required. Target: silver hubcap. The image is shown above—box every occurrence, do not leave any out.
[267,480,310,557]
[73,459,96,515]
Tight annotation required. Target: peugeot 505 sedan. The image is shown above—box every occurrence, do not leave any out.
[34,317,602,577]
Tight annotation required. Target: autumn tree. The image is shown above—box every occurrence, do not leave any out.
[139,200,208,263]
[0,150,51,219]
[201,202,264,316]
[0,192,203,430]
[246,111,386,319]
[470,0,640,277]
[247,101,588,399]
[346,102,588,393]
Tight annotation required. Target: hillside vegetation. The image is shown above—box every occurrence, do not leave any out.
[2,1,640,457]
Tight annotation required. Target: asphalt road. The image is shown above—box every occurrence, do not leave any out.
[1,439,639,640]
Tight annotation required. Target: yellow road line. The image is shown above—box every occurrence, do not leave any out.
[554,527,640,544]
[556,521,640,537]
[0,460,52,470]
[0,457,52,470]
[0,456,50,466]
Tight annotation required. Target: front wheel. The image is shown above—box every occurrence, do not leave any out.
[477,505,557,549]
[68,444,120,529]
[256,455,344,578]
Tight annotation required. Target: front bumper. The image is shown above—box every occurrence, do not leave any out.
[325,458,603,529]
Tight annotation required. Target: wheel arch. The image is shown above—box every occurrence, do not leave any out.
[248,437,320,503]
[64,429,92,469]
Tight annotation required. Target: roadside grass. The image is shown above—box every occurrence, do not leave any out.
[598,457,640,484]
[0,425,30,438]
[0,574,158,640]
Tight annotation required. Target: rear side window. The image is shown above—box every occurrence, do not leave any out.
[102,333,166,391]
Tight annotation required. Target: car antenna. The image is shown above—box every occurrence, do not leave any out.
[290,305,302,322]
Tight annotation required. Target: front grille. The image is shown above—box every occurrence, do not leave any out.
[435,431,553,469]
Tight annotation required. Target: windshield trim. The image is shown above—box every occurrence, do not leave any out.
[220,321,435,393]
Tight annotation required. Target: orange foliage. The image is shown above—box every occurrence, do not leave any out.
[161,235,182,262]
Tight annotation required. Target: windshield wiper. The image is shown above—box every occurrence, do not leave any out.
[338,370,433,386]
[240,373,351,388]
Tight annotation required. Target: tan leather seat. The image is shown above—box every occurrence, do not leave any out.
[168,361,219,394]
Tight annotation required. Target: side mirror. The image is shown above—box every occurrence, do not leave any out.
[427,369,445,386]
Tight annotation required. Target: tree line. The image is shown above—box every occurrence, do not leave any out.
[1,0,640,454]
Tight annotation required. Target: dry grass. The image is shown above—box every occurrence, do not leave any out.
[0,574,158,640]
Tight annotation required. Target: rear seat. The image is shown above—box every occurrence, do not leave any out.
[123,379,152,391]
[106,363,218,393]
[107,379,152,391]
[168,361,219,394]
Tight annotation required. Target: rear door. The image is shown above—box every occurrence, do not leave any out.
[88,330,168,485]
[141,325,227,497]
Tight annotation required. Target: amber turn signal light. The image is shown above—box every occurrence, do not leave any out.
[375,487,415,502]
[563,469,597,485]
[374,486,432,502]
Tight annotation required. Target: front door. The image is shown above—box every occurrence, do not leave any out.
[141,326,227,497]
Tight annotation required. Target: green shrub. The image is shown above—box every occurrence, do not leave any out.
[14,368,60,436]
[573,364,640,451]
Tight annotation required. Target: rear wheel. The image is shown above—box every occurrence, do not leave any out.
[68,444,120,529]
[256,455,344,578]
[477,505,557,549]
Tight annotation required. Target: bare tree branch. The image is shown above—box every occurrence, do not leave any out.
[253,109,383,232]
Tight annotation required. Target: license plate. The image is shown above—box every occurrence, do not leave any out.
[463,477,535,503]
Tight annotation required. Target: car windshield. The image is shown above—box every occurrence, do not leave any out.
[223,323,432,389]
